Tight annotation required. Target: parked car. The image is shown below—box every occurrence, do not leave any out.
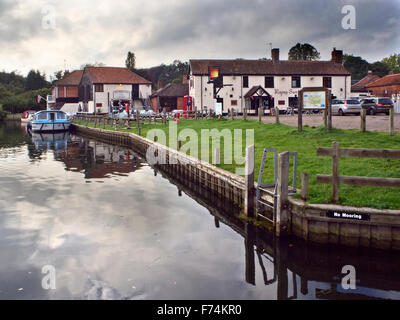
[332,99,361,116]
[360,97,394,115]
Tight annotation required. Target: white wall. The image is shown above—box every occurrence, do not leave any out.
[93,84,152,113]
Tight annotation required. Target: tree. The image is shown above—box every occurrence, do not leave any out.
[50,70,71,84]
[25,70,50,91]
[369,61,390,78]
[80,62,106,69]
[288,43,320,61]
[343,54,369,80]
[382,54,400,74]
[125,51,136,70]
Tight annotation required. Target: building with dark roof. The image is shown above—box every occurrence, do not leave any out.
[48,70,83,111]
[188,48,351,114]
[351,71,380,95]
[150,83,189,112]
[365,73,400,97]
[78,67,152,114]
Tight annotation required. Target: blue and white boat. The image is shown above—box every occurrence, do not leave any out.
[28,110,71,132]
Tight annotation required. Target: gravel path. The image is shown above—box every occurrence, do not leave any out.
[246,114,400,133]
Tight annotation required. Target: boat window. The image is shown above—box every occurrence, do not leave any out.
[37,113,47,120]
[57,113,66,120]
[50,113,55,121]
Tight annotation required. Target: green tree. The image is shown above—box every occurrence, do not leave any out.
[125,51,136,70]
[288,43,320,61]
[369,61,390,78]
[382,54,400,74]
[343,54,369,80]
[25,70,50,91]
[50,70,71,84]
[80,62,106,69]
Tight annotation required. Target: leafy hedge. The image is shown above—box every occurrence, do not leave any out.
[0,88,51,114]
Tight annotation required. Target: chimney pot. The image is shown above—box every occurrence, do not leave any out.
[331,48,343,64]
[272,48,280,63]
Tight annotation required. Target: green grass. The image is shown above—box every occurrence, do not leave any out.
[74,118,400,209]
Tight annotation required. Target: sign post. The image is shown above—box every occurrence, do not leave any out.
[298,87,329,132]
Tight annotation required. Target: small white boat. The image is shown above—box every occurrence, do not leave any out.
[28,110,71,132]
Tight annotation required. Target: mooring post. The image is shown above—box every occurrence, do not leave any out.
[243,107,247,120]
[298,94,303,132]
[327,89,332,131]
[258,107,262,122]
[361,109,366,132]
[213,148,220,165]
[276,151,290,236]
[162,108,166,124]
[301,172,309,201]
[244,223,256,285]
[275,107,280,124]
[194,107,197,120]
[244,145,255,218]
[231,108,234,120]
[332,141,339,203]
[390,108,394,136]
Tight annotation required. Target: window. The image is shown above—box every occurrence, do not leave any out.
[323,77,332,88]
[37,112,47,120]
[291,76,301,88]
[95,84,104,92]
[265,76,274,88]
[243,76,249,88]
[231,100,238,106]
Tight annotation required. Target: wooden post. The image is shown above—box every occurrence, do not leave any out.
[194,107,197,120]
[332,141,339,203]
[301,173,309,201]
[360,109,366,132]
[276,151,290,236]
[244,145,255,218]
[103,117,106,129]
[327,89,332,131]
[275,107,280,124]
[258,107,262,122]
[138,126,141,136]
[298,93,303,132]
[213,148,220,165]
[114,119,117,131]
[390,108,394,136]
[162,107,166,124]
[243,107,247,120]
[323,109,327,126]
[231,108,234,120]
[178,139,182,151]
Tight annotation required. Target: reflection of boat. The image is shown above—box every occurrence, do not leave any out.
[28,110,71,132]
[21,110,36,123]
[31,131,70,152]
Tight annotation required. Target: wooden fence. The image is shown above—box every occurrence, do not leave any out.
[312,141,400,202]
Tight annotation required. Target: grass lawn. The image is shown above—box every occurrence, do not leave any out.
[74,118,400,209]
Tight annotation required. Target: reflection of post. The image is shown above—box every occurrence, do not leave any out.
[214,217,220,228]
[300,276,308,295]
[276,238,288,300]
[244,223,255,285]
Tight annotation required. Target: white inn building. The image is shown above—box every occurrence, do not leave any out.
[188,48,351,113]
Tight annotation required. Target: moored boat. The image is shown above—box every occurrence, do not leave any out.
[28,110,71,132]
[21,110,36,123]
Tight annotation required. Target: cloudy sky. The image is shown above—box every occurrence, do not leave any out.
[1,0,399,78]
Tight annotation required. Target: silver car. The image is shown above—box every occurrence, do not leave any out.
[332,99,361,116]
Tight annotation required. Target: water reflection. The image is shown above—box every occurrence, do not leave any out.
[0,121,399,300]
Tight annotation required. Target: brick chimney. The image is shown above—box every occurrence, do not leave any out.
[272,48,280,63]
[157,80,163,89]
[331,48,343,64]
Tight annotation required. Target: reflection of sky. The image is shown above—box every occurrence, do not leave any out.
[0,143,274,300]
[1,131,400,300]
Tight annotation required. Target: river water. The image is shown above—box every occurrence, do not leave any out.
[0,121,400,300]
